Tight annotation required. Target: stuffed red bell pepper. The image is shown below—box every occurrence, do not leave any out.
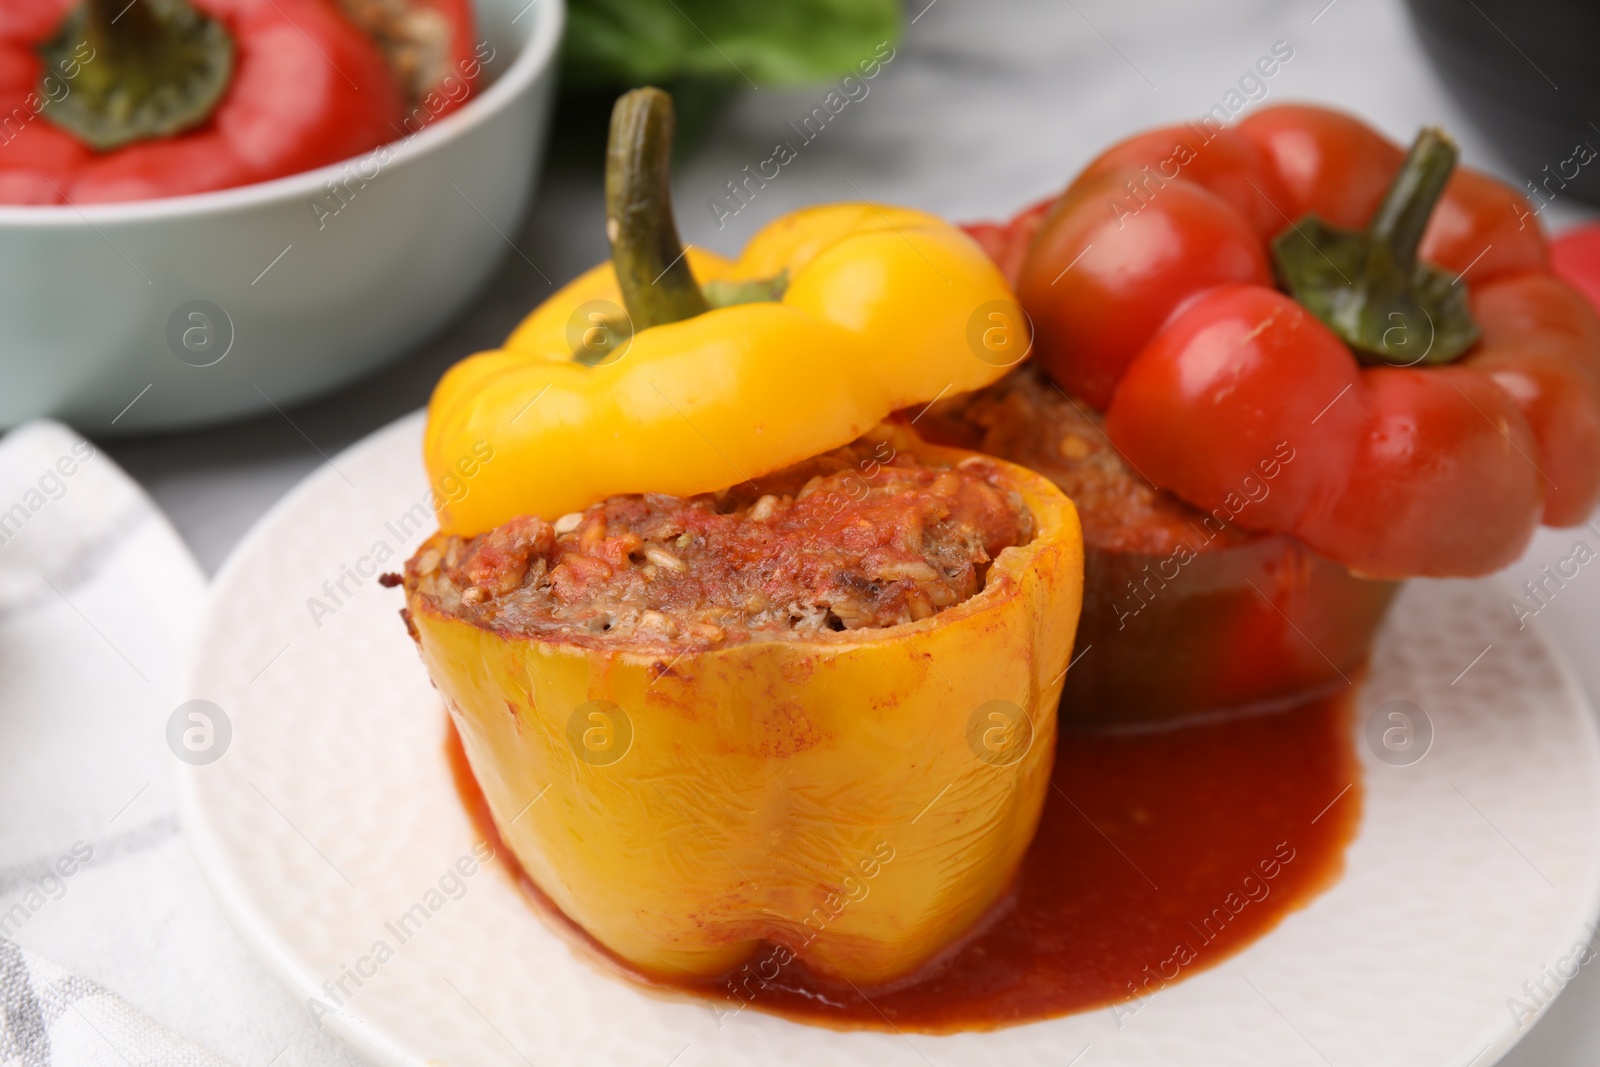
[1006,103,1600,579]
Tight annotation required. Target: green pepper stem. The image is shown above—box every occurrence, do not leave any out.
[1365,127,1458,280]
[605,88,710,330]
[1270,125,1480,366]
[40,0,234,151]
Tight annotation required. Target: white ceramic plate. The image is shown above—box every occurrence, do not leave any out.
[176,411,1600,1067]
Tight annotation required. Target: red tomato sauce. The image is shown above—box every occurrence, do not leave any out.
[447,688,1360,1032]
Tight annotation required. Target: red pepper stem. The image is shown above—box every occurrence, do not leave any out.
[40,0,234,150]
[1364,127,1458,281]
[76,0,148,94]
[605,88,710,331]
[86,0,133,29]
[82,0,114,47]
[1271,125,1479,365]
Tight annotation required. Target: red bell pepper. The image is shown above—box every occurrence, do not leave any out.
[1552,224,1600,321]
[0,0,475,205]
[1004,104,1600,579]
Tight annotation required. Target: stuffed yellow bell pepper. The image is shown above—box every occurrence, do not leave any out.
[403,89,1083,987]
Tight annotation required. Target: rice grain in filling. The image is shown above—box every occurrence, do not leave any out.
[405,439,1033,650]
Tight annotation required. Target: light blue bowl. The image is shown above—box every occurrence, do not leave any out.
[0,0,564,435]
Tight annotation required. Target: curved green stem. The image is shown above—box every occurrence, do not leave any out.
[605,88,710,330]
[1271,127,1480,367]
[1364,128,1459,286]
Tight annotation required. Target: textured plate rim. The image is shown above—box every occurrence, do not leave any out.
[174,412,436,1067]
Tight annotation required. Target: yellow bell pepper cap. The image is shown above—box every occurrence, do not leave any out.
[424,205,1029,536]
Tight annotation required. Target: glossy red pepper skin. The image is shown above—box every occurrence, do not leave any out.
[0,0,475,204]
[1004,103,1599,579]
[1066,123,1290,240]
[1102,286,1366,535]
[0,3,86,203]
[1466,274,1600,526]
[1413,165,1548,284]
[1552,224,1600,318]
[1303,365,1545,575]
[1234,105,1403,231]
[1019,175,1272,411]
[1096,286,1548,577]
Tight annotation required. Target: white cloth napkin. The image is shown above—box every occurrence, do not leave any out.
[0,421,367,1067]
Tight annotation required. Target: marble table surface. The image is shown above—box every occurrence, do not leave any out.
[101,0,1600,1062]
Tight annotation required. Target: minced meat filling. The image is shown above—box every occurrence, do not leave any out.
[406,439,1031,649]
[919,366,1250,556]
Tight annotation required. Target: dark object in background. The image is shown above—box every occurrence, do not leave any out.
[1405,0,1600,207]
[551,0,900,165]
